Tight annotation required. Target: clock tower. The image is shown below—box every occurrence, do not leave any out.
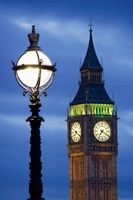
[67,25,118,200]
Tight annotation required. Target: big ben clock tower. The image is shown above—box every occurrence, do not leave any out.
[67,25,118,200]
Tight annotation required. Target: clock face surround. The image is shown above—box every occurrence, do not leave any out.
[71,122,81,142]
[93,121,111,142]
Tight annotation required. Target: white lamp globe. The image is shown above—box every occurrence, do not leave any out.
[13,25,56,93]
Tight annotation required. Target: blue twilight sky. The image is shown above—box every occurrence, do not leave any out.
[0,0,133,199]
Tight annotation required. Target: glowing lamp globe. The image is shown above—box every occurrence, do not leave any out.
[13,25,56,93]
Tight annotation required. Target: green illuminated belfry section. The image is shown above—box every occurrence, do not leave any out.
[69,25,116,117]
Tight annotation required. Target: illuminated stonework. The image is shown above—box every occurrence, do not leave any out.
[69,103,115,116]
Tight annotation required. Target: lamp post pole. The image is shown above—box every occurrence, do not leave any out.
[27,92,44,200]
[12,26,56,200]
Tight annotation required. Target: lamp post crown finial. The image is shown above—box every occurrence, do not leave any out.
[27,25,41,50]
[32,25,36,34]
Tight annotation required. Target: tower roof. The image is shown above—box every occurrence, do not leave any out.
[71,84,113,105]
[80,25,102,71]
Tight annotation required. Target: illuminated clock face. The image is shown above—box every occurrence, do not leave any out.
[93,121,111,142]
[71,122,81,142]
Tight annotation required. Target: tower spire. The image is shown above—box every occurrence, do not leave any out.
[89,18,93,32]
[80,22,102,71]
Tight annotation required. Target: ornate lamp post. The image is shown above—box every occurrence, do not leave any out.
[12,25,56,200]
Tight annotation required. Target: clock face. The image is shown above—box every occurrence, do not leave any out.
[71,122,81,142]
[93,121,111,142]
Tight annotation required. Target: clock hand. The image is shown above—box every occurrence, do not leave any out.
[100,129,109,136]
[99,129,103,135]
[103,132,110,136]
[72,131,78,137]
[72,132,76,136]
[75,131,81,136]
